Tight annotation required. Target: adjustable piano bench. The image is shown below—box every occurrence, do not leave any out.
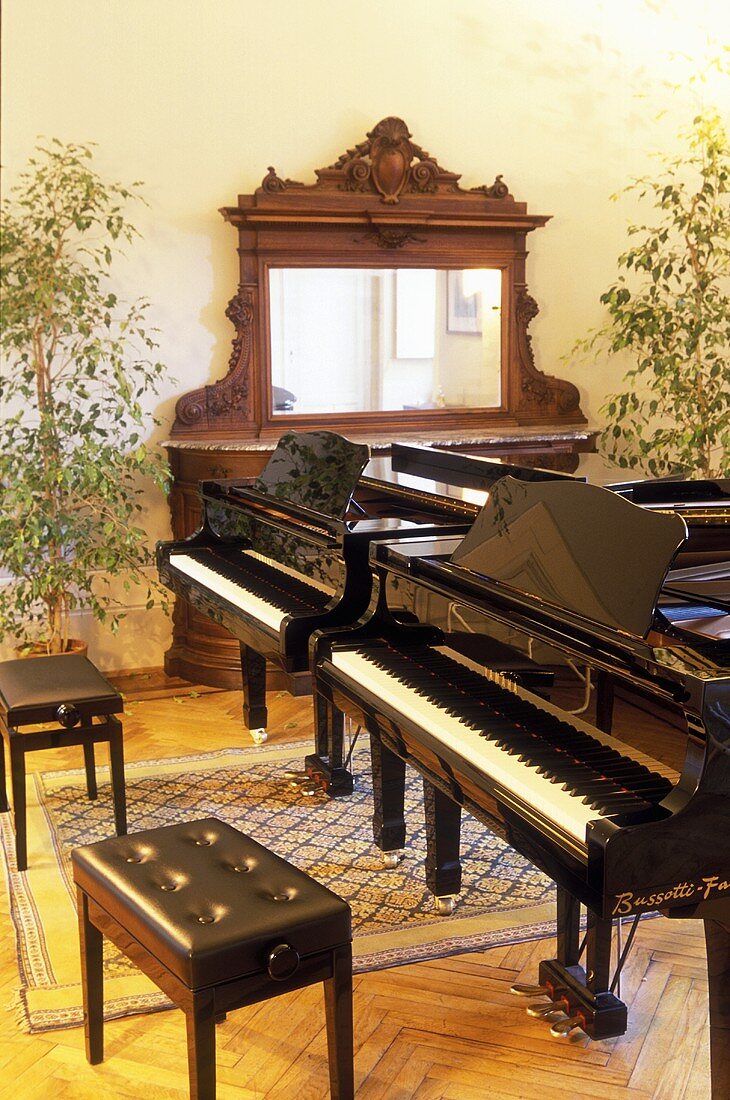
[71,817,354,1100]
[0,654,126,871]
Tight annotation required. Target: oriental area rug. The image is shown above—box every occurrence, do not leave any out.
[0,740,556,1033]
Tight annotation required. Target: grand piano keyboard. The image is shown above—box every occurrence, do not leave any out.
[167,547,336,633]
[327,642,676,855]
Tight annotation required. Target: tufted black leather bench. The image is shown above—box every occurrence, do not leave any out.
[71,817,354,1099]
[0,654,126,871]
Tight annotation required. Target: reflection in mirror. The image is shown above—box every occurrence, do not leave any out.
[269,268,502,416]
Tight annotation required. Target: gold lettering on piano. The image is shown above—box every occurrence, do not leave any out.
[612,875,730,916]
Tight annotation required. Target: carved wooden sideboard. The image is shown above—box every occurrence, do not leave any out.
[165,117,595,687]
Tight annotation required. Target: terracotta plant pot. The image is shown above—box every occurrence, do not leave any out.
[15,639,88,659]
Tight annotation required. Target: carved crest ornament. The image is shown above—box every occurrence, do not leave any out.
[171,116,585,437]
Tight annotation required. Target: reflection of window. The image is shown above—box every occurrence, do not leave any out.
[269,266,502,415]
[395,269,436,358]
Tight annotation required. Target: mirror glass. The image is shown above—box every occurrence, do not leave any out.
[269,267,502,416]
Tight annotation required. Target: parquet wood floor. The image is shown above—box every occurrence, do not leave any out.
[0,672,714,1099]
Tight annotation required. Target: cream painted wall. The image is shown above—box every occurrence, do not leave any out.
[2,0,728,670]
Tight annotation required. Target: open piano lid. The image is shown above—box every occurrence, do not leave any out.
[450,477,688,638]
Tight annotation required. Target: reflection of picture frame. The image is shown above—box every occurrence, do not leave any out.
[447,270,482,334]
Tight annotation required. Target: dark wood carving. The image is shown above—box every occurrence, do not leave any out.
[174,285,256,433]
[317,116,462,202]
[170,116,586,440]
[514,288,582,420]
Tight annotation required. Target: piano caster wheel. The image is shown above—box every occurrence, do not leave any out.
[510,983,548,997]
[380,851,401,870]
[434,895,457,916]
[550,1016,583,1039]
[250,728,267,745]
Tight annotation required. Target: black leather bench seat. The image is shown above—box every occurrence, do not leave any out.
[72,816,354,1098]
[0,654,122,727]
[71,817,352,989]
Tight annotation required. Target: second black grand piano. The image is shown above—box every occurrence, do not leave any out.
[311,476,730,1094]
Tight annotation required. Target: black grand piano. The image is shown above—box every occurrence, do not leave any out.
[157,430,519,752]
[310,475,730,1096]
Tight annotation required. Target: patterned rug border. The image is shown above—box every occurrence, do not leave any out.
[1,743,558,1033]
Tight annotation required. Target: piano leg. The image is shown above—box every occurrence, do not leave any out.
[240,644,267,743]
[423,779,462,915]
[556,886,581,968]
[370,733,406,869]
[304,696,353,796]
[315,696,344,761]
[704,917,730,1100]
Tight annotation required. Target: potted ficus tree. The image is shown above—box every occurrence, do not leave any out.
[571,105,729,478]
[0,139,170,656]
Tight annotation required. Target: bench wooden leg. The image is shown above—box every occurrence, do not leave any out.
[323,943,354,1100]
[10,738,27,872]
[77,887,104,1064]
[107,718,127,835]
[82,742,98,800]
[185,989,217,1100]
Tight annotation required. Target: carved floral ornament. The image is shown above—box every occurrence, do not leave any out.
[262,116,513,206]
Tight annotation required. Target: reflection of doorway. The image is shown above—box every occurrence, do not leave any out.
[269,268,375,414]
[447,270,482,334]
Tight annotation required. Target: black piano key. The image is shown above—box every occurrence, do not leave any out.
[186,548,333,615]
[362,644,672,810]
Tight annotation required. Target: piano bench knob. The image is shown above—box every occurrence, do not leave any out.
[249,728,267,745]
[380,851,401,870]
[434,895,457,916]
[56,703,81,728]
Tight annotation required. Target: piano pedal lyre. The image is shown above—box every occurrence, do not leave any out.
[537,959,627,1041]
[249,728,267,745]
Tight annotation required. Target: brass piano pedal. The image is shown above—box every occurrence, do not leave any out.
[299,783,323,797]
[526,1000,565,1019]
[285,770,311,788]
[434,895,457,916]
[380,851,402,870]
[550,1015,584,1038]
[249,728,267,745]
[510,983,548,997]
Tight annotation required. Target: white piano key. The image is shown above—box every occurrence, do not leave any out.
[330,646,674,852]
[168,552,287,631]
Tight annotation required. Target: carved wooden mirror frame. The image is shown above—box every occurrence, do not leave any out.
[171,117,586,439]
